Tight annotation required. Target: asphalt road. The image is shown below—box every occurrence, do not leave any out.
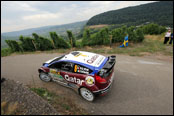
[1,53,173,115]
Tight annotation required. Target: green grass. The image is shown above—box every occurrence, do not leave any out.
[30,88,54,101]
[105,35,172,56]
[1,48,13,57]
[30,87,89,115]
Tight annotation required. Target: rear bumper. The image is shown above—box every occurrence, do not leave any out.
[93,72,114,96]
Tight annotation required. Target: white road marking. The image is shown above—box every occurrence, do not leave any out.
[119,69,137,76]
[137,60,163,65]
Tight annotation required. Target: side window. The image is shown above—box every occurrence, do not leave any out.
[73,64,92,75]
[60,62,73,72]
[49,61,73,72]
[49,62,62,69]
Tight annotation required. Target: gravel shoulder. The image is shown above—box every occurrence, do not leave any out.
[1,79,59,115]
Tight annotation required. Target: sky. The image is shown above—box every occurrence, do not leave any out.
[1,1,156,33]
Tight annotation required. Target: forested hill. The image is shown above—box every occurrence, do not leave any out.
[87,1,173,27]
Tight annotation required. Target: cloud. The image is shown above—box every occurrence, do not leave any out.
[2,1,38,12]
[22,12,61,21]
[1,1,157,33]
[89,1,115,6]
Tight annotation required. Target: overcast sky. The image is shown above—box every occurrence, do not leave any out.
[1,1,156,33]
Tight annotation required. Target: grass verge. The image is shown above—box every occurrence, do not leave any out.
[30,87,89,115]
[1,48,13,57]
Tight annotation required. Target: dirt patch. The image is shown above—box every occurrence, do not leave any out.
[139,52,152,56]
[144,34,165,42]
[104,46,112,50]
[142,52,173,62]
[84,46,93,50]
[1,79,58,115]
[87,24,108,29]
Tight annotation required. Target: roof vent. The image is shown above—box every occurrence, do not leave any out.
[71,51,80,56]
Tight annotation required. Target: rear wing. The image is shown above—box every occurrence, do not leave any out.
[97,55,116,78]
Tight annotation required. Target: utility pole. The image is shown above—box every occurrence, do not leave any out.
[32,40,37,51]
[71,37,73,50]
[109,35,112,48]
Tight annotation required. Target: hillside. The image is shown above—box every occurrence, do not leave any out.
[2,20,87,37]
[87,1,173,27]
[1,20,87,48]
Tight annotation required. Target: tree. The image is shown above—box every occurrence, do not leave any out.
[142,23,162,35]
[32,33,54,51]
[39,36,54,50]
[136,28,144,42]
[67,30,76,47]
[32,33,41,50]
[87,28,110,46]
[127,26,137,42]
[5,40,21,52]
[19,36,35,51]
[50,32,70,49]
[82,29,90,46]
[111,26,127,43]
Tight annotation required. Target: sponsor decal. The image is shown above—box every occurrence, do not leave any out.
[50,69,63,79]
[96,57,104,66]
[74,65,89,74]
[85,76,95,86]
[87,55,99,64]
[74,53,87,57]
[64,75,84,85]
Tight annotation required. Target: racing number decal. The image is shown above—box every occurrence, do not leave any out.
[74,65,89,74]
[74,65,77,72]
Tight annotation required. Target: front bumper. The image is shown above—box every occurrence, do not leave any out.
[93,72,114,96]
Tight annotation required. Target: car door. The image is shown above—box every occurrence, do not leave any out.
[48,61,66,83]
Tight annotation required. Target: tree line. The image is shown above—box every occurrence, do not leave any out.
[81,23,166,46]
[5,23,167,52]
[5,31,75,52]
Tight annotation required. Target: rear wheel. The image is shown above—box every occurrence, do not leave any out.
[39,72,51,82]
[80,87,94,102]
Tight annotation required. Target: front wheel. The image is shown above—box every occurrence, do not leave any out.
[39,72,51,82]
[80,87,95,102]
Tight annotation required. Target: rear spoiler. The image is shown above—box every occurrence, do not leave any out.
[102,55,116,70]
[98,55,116,77]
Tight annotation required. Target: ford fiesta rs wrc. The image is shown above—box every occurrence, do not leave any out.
[38,51,116,101]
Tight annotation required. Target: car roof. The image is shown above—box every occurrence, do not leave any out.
[60,51,107,68]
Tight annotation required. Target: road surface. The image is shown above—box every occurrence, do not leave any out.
[1,53,173,115]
